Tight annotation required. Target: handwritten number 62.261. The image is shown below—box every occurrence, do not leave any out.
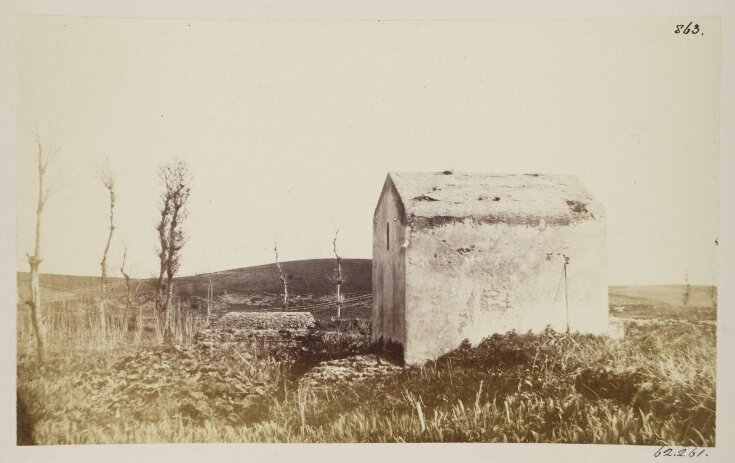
[653,446,708,458]
[675,22,701,35]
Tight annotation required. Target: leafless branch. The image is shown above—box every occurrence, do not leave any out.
[99,164,116,299]
[274,240,289,309]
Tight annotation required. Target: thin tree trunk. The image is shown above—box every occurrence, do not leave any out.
[155,259,168,324]
[100,177,115,296]
[137,301,144,343]
[207,279,212,324]
[155,199,171,326]
[28,259,47,362]
[120,247,138,337]
[563,255,570,333]
[333,230,344,319]
[161,192,184,341]
[120,247,132,311]
[274,242,289,309]
[98,171,115,337]
[27,140,49,362]
[163,279,174,343]
[337,284,341,319]
[98,299,107,338]
[174,298,180,343]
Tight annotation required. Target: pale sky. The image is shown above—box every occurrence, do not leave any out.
[16,16,719,285]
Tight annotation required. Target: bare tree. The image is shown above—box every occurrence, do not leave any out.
[683,270,691,307]
[119,246,132,310]
[331,229,346,318]
[120,246,141,331]
[154,159,191,341]
[96,166,116,335]
[99,166,116,295]
[26,137,51,362]
[274,241,289,309]
[206,279,213,324]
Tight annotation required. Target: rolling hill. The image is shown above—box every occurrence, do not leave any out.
[17,258,372,304]
[178,258,372,299]
[609,285,716,308]
[18,259,716,316]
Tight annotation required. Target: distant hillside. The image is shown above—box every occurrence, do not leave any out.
[17,258,372,303]
[16,273,125,292]
[18,261,716,313]
[609,285,717,309]
[16,273,131,302]
[178,258,372,299]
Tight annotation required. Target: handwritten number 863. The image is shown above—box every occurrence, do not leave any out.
[675,23,700,34]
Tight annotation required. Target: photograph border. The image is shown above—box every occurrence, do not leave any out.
[1,1,733,462]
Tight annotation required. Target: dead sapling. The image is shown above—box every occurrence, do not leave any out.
[206,279,213,324]
[120,246,142,341]
[98,166,116,336]
[329,229,347,319]
[274,241,290,309]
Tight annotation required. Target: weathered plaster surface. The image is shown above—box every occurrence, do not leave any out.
[390,172,603,228]
[372,172,608,364]
[403,218,607,363]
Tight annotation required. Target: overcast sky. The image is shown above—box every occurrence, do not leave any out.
[16,16,719,285]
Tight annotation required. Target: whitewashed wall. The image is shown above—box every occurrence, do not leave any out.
[402,217,607,364]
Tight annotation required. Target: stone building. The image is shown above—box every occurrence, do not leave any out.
[372,172,608,364]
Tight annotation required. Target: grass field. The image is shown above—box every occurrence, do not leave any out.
[16,261,716,445]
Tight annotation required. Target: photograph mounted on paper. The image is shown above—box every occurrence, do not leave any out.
[15,16,719,445]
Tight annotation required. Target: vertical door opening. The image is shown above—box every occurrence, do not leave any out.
[386,222,390,250]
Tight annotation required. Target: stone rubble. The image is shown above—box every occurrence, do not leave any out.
[299,354,402,388]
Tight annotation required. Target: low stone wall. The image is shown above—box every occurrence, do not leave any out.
[195,311,315,346]
[194,311,390,379]
[217,311,315,330]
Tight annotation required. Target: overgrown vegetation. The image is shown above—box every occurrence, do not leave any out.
[17,289,716,445]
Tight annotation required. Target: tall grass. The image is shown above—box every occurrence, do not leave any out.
[17,296,716,446]
[17,293,209,359]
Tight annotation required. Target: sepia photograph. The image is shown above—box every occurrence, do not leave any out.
[1,3,733,462]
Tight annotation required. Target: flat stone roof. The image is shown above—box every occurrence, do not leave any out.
[387,172,604,229]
